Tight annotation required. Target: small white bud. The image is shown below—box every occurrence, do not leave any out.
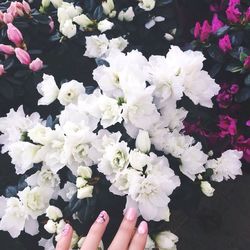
[77,185,94,199]
[44,220,57,234]
[201,181,215,197]
[77,166,92,179]
[135,130,151,153]
[76,177,87,188]
[46,206,63,221]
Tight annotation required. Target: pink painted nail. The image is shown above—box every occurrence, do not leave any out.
[125,207,137,221]
[137,221,148,234]
[96,211,108,224]
[62,224,71,236]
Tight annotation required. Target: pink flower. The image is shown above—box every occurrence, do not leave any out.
[230,84,239,94]
[29,58,43,72]
[246,120,250,126]
[219,34,232,53]
[7,23,23,46]
[22,1,31,14]
[7,2,24,17]
[194,22,201,39]
[226,5,241,23]
[3,13,14,24]
[218,115,237,137]
[49,16,55,33]
[246,7,250,22]
[200,20,211,42]
[15,48,31,65]
[228,0,240,7]
[243,56,250,69]
[0,44,15,55]
[235,136,250,162]
[216,91,233,108]
[212,14,224,33]
[0,64,5,76]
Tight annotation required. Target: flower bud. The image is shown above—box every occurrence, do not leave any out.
[129,150,148,171]
[118,7,135,22]
[77,185,94,199]
[155,231,178,250]
[29,58,43,72]
[200,181,215,197]
[3,13,14,24]
[164,33,174,41]
[7,2,24,17]
[135,130,151,153]
[77,166,92,179]
[73,14,93,29]
[76,177,87,188]
[22,1,31,14]
[102,0,115,15]
[0,44,15,55]
[7,23,23,46]
[42,0,51,8]
[0,64,5,76]
[46,206,63,221]
[15,48,31,65]
[44,220,57,234]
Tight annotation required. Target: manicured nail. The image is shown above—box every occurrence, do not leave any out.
[96,210,108,223]
[137,221,148,234]
[125,207,137,221]
[62,224,71,236]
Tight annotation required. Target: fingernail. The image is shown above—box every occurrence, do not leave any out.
[96,210,108,223]
[125,207,137,221]
[62,224,71,236]
[137,221,148,234]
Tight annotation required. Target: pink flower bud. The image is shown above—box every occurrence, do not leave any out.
[0,44,15,55]
[228,0,240,7]
[7,2,24,17]
[3,13,14,24]
[15,48,31,65]
[200,20,211,42]
[49,16,55,33]
[194,22,201,39]
[219,34,232,53]
[0,64,5,76]
[246,120,250,127]
[226,5,241,23]
[212,14,224,33]
[243,56,250,69]
[29,58,43,72]
[22,1,31,14]
[7,23,23,46]
[246,7,250,22]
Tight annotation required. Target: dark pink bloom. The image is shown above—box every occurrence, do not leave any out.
[212,14,224,33]
[7,23,23,46]
[0,44,15,55]
[22,1,31,14]
[29,58,43,72]
[246,120,250,126]
[219,34,232,53]
[0,64,5,76]
[216,91,233,108]
[235,136,250,162]
[226,5,241,23]
[200,20,211,42]
[230,84,239,94]
[243,56,250,69]
[246,7,250,21]
[228,0,240,7]
[194,22,201,39]
[15,48,31,65]
[218,115,237,137]
[3,13,14,24]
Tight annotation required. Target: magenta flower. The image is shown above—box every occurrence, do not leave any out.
[200,20,211,42]
[0,64,5,76]
[218,115,237,137]
[212,14,224,33]
[228,0,240,7]
[216,91,233,108]
[3,13,14,24]
[235,136,250,162]
[219,34,232,53]
[15,48,31,65]
[246,120,250,127]
[194,22,201,39]
[246,7,250,22]
[29,58,43,72]
[7,23,24,46]
[0,44,15,55]
[226,5,241,23]
[243,56,250,69]
[230,84,239,94]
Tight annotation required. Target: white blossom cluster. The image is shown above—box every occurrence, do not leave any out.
[0,45,244,247]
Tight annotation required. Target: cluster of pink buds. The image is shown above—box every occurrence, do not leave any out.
[0,1,31,24]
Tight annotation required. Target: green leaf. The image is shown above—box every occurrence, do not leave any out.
[225,62,242,73]
[156,0,173,6]
[244,74,250,86]
[235,87,250,102]
[209,63,222,77]
[207,45,224,63]
[215,25,229,37]
[240,52,248,62]
[93,6,104,21]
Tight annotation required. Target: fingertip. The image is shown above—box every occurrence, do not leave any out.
[137,221,148,235]
[56,223,73,250]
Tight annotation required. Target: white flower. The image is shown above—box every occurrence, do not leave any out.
[50,0,62,8]
[180,142,207,181]
[57,2,82,23]
[129,150,148,171]
[46,206,63,221]
[77,166,92,179]
[76,177,88,188]
[84,34,109,58]
[8,141,42,174]
[155,231,178,250]
[44,220,57,234]
[39,237,54,250]
[56,219,66,234]
[206,150,243,182]
[58,80,85,106]
[77,185,94,199]
[135,130,151,153]
[0,197,27,238]
[60,19,77,38]
[118,7,135,22]
[28,124,52,145]
[145,235,156,249]
[73,14,93,29]
[37,74,59,105]
[109,37,128,52]
[102,0,115,16]
[138,0,156,11]
[58,181,77,201]
[97,19,114,33]
[18,186,51,219]
[200,181,215,197]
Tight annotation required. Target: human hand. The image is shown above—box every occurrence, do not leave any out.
[56,207,148,250]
